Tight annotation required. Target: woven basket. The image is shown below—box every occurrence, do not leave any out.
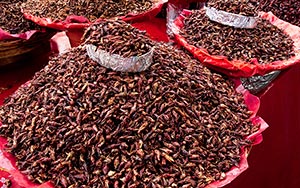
[0,31,55,66]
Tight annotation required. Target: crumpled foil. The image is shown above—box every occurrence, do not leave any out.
[241,71,281,94]
[86,44,154,72]
[166,2,182,37]
[205,6,258,29]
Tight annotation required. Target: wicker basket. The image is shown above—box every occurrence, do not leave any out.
[0,31,55,66]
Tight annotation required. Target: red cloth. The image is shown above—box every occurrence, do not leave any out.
[131,18,169,42]
[65,18,170,47]
[0,21,267,187]
[1,15,300,188]
[172,10,300,77]
[0,28,50,41]
[23,0,167,31]
[0,81,265,188]
[225,65,300,188]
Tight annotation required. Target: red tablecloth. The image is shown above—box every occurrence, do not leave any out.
[225,65,300,188]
